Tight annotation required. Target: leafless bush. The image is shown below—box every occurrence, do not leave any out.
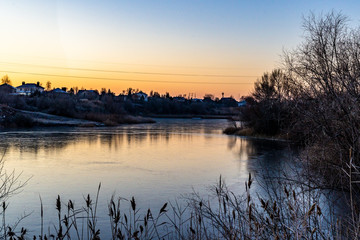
[0,152,29,239]
[184,174,346,239]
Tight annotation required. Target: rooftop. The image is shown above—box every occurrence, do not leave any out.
[16,83,44,89]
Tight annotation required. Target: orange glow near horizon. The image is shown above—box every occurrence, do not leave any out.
[0,58,261,98]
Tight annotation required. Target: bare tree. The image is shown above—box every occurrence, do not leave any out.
[284,11,360,97]
[46,81,51,91]
[1,75,11,85]
[0,151,29,236]
[253,69,290,102]
[284,11,360,191]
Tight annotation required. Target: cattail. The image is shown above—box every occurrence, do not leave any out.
[160,203,167,214]
[130,197,136,211]
[56,195,61,212]
[317,205,322,216]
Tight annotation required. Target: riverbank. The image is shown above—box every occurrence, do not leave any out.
[146,114,235,119]
[0,105,155,128]
[223,126,289,141]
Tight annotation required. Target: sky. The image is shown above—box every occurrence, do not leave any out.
[0,0,359,98]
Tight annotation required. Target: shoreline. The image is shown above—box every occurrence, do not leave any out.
[0,106,236,129]
[0,106,155,128]
[223,126,289,141]
[145,114,235,119]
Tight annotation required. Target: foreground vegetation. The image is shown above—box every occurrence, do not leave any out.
[0,171,358,240]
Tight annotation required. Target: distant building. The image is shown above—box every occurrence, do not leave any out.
[132,91,148,102]
[173,97,186,102]
[48,88,68,95]
[0,83,16,94]
[191,98,203,103]
[219,97,238,107]
[115,94,127,102]
[16,82,44,95]
[238,100,247,107]
[77,90,99,100]
[203,96,214,103]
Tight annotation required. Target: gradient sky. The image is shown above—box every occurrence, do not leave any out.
[0,0,359,98]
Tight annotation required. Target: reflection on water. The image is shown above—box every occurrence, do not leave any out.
[0,119,295,237]
[227,135,348,222]
[226,135,293,190]
[0,120,225,153]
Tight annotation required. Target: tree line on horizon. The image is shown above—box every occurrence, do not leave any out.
[0,76,240,128]
[0,75,236,102]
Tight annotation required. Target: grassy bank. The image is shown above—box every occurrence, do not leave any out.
[81,112,155,126]
[0,105,155,128]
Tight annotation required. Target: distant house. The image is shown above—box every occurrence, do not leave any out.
[219,97,238,107]
[191,98,203,103]
[48,88,68,95]
[132,91,148,102]
[238,100,247,107]
[114,94,126,102]
[173,96,186,102]
[77,90,99,100]
[203,96,214,103]
[0,83,16,94]
[16,82,44,95]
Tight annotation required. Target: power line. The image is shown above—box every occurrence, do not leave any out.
[2,70,254,85]
[2,54,248,70]
[0,62,259,78]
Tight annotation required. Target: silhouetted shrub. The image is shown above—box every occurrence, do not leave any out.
[3,113,34,128]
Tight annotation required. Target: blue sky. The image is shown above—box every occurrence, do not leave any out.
[0,0,359,97]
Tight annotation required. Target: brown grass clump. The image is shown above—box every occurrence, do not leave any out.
[236,127,254,136]
[81,112,155,126]
[223,126,239,135]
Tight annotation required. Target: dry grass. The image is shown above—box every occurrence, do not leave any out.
[235,127,254,136]
[81,112,155,126]
[1,173,358,239]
